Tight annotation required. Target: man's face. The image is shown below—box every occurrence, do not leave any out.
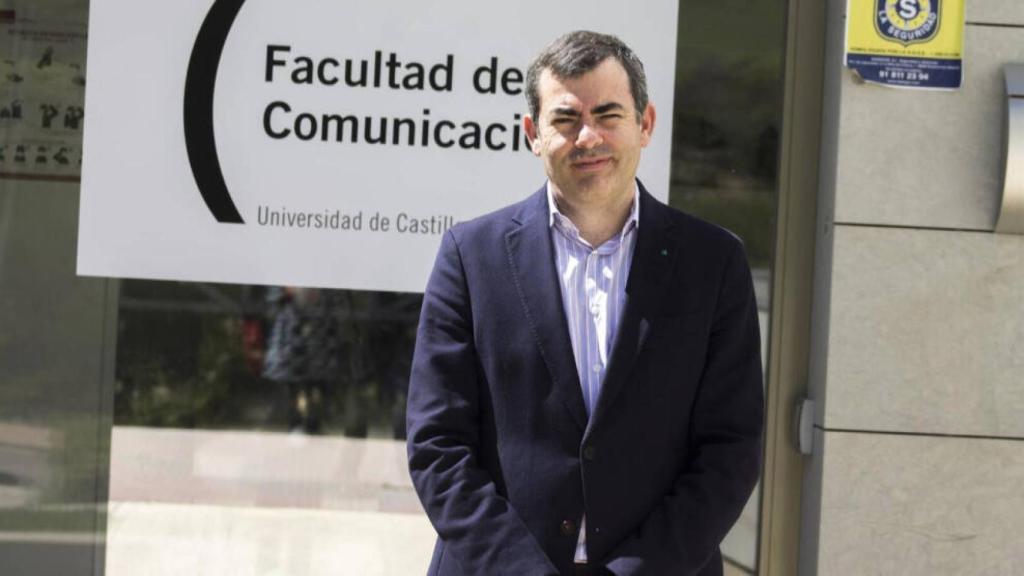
[524,58,655,209]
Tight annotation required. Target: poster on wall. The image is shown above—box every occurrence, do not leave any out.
[845,0,965,90]
[0,2,88,181]
[76,0,679,294]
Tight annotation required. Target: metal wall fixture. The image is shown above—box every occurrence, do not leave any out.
[997,64,1024,234]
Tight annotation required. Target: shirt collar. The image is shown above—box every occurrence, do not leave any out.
[546,181,640,241]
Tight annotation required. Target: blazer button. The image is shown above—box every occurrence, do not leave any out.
[560,520,576,536]
[582,445,597,461]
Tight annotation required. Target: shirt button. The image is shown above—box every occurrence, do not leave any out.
[592,364,601,373]
[583,445,597,461]
[560,520,576,536]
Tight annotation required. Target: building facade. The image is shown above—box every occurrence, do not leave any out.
[0,0,1021,574]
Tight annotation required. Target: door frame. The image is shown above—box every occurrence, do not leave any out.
[756,0,826,574]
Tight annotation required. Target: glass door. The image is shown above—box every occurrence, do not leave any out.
[668,1,790,573]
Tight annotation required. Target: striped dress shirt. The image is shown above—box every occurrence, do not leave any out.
[547,183,639,563]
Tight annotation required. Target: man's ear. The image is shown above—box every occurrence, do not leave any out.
[523,114,542,156]
[640,102,656,148]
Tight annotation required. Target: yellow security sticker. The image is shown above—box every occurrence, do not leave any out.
[845,0,965,89]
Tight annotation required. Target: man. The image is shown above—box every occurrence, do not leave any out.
[407,31,763,576]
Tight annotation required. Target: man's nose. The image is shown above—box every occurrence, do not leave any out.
[574,123,602,149]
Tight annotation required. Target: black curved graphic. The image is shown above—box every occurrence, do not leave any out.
[184,0,247,224]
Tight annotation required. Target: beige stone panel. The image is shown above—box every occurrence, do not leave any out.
[817,432,1024,575]
[825,226,1024,436]
[833,26,1024,230]
[967,4,1024,25]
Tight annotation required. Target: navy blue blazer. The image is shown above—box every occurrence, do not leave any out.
[407,182,764,576]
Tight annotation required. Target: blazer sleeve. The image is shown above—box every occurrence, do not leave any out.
[406,230,560,576]
[604,239,765,576]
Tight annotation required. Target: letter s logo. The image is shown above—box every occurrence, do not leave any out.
[898,0,919,20]
[183,0,247,224]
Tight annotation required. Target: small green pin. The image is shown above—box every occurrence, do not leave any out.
[660,248,669,256]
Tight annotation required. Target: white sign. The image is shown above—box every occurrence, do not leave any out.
[77,0,678,293]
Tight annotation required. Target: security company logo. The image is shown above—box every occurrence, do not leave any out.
[184,0,247,224]
[875,0,940,46]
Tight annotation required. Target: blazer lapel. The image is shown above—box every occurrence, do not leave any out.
[589,185,678,430]
[505,188,589,431]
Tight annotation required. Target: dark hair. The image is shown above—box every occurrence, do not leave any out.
[525,30,648,123]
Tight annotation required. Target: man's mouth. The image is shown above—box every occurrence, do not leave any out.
[571,156,612,172]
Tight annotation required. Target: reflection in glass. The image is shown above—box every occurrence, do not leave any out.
[108,281,432,573]
[671,1,784,267]
[114,282,421,439]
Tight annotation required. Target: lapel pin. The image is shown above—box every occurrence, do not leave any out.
[660,248,669,256]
